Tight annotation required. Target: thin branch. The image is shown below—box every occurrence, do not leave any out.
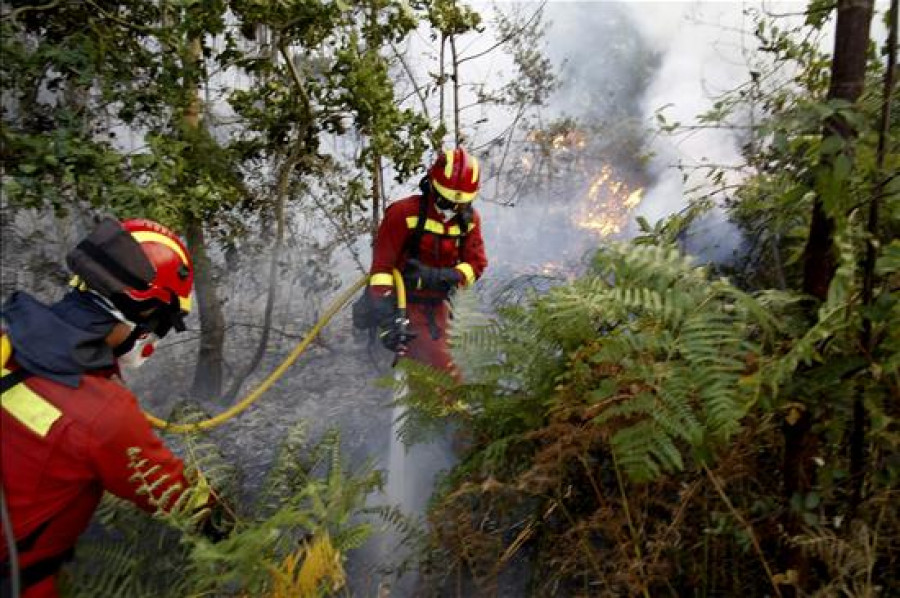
[704,465,782,598]
[438,32,446,143]
[389,41,430,119]
[1,0,61,24]
[491,105,526,198]
[223,147,298,403]
[450,33,460,145]
[611,452,652,598]
[84,0,160,34]
[456,1,546,65]
[278,43,312,121]
[307,193,368,274]
[225,43,314,402]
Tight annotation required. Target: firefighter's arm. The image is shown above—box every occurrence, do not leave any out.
[89,397,210,514]
[455,210,488,287]
[369,203,410,297]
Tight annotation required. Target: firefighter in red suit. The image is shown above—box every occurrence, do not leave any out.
[368,147,488,374]
[1,218,213,597]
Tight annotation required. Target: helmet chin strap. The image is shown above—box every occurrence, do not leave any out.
[113,324,148,357]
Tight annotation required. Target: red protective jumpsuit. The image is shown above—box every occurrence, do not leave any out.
[369,194,488,373]
[0,340,199,598]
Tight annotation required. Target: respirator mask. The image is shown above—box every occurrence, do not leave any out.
[114,323,158,370]
[90,292,160,371]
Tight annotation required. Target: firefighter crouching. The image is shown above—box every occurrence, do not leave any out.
[1,218,216,597]
[364,147,488,374]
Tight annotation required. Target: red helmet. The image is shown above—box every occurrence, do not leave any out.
[428,147,480,204]
[66,217,194,336]
[121,218,194,315]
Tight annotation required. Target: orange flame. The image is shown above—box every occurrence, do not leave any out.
[573,166,643,238]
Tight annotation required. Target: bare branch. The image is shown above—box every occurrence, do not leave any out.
[456,1,547,66]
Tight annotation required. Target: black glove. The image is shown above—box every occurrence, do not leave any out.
[369,293,416,351]
[403,259,462,293]
[378,316,416,352]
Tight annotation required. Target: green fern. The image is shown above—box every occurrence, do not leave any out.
[404,242,772,483]
[61,422,382,597]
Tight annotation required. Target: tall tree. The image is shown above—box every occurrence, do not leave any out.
[801,0,875,299]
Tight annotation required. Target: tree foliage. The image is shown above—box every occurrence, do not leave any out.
[393,1,900,595]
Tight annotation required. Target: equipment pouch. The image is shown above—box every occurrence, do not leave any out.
[351,292,376,330]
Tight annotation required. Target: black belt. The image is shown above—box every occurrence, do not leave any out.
[1,547,74,592]
[406,295,445,305]
[1,516,73,591]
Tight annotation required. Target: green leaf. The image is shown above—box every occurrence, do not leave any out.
[832,152,852,182]
[819,135,843,156]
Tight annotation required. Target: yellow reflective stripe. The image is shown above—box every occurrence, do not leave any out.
[2,367,62,437]
[405,216,445,235]
[130,231,189,268]
[470,155,479,184]
[446,222,476,235]
[455,262,476,286]
[370,273,395,287]
[443,149,455,179]
[178,295,191,312]
[405,216,471,236]
[431,179,476,204]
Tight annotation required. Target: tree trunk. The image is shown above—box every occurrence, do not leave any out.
[372,152,383,238]
[785,1,874,592]
[224,146,296,403]
[801,0,875,299]
[450,33,460,146]
[183,36,226,402]
[186,216,226,401]
[851,0,897,513]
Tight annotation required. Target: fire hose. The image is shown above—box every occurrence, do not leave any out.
[145,269,408,433]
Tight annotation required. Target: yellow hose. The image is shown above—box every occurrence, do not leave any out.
[145,275,369,433]
[392,268,406,310]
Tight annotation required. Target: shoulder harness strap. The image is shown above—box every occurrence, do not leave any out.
[456,205,473,263]
[0,335,32,394]
[405,192,430,261]
[1,368,33,394]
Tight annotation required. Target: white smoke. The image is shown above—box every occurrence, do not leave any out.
[626,1,756,256]
[624,0,890,260]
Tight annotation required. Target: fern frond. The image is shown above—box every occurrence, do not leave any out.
[269,532,346,598]
[611,420,682,481]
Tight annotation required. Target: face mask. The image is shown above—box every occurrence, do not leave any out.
[434,194,460,219]
[116,325,158,370]
[437,204,457,220]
